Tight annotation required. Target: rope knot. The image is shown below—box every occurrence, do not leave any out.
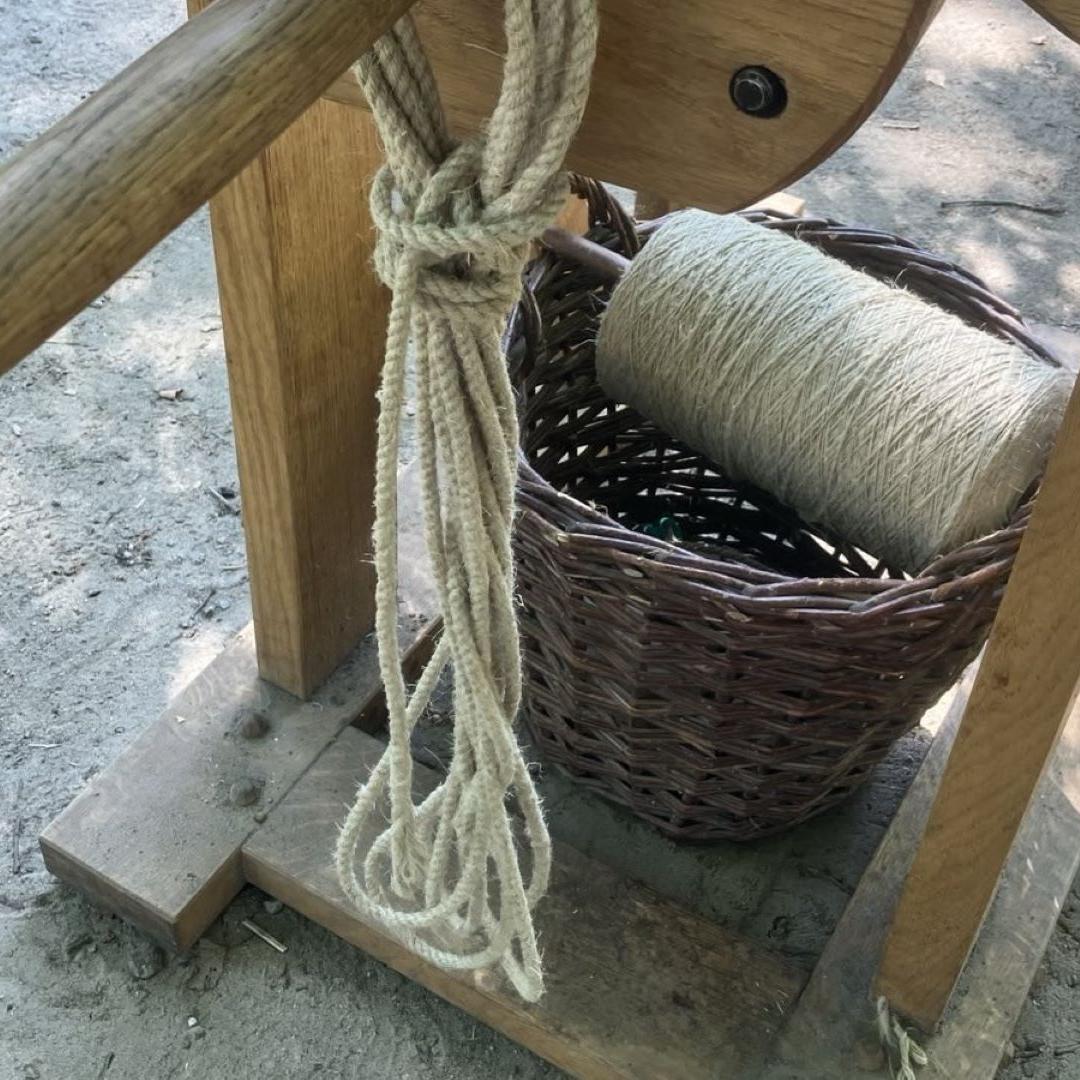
[370,162,563,322]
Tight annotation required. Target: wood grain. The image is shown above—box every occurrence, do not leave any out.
[774,669,1080,1079]
[329,0,938,212]
[191,52,389,695]
[1025,1,1080,43]
[40,471,436,952]
[876,368,1080,1030]
[244,726,806,1080]
[0,0,411,374]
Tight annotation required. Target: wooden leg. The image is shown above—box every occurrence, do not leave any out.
[192,9,388,697]
[875,372,1080,1030]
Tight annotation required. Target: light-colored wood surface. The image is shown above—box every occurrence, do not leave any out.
[1025,1,1080,44]
[244,726,806,1080]
[876,366,1080,1029]
[40,472,436,952]
[190,38,389,695]
[0,0,411,374]
[329,0,938,213]
[747,191,808,217]
[774,669,1080,1079]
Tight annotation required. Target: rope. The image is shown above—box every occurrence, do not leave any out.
[877,997,929,1079]
[334,5,598,1002]
[596,210,1071,572]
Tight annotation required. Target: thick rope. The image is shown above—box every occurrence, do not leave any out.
[596,210,1071,572]
[334,6,598,1001]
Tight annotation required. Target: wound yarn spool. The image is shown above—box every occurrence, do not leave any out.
[595,210,1072,572]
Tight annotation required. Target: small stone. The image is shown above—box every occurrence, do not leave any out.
[187,1016,198,1028]
[22,1064,41,1079]
[191,1024,207,1040]
[263,899,283,916]
[253,810,268,824]
[126,937,167,980]
[1024,1035,1046,1052]
[64,931,93,958]
[229,778,262,807]
[233,710,269,740]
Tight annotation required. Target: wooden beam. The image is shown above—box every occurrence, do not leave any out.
[190,53,389,694]
[243,726,807,1080]
[1025,1,1080,44]
[0,0,412,374]
[776,669,1080,1078]
[40,471,436,952]
[876,369,1080,1029]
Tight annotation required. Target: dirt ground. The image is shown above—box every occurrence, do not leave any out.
[3,1,1080,1077]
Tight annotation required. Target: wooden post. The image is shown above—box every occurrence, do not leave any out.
[189,0,388,695]
[876,373,1080,1030]
[204,97,388,696]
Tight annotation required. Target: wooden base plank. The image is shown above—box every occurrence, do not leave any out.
[243,727,807,1080]
[773,666,1080,1079]
[40,471,436,952]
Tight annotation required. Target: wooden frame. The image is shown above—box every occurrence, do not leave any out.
[12,1,1080,1076]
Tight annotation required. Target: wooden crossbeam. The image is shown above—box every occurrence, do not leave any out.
[244,726,807,1080]
[0,0,412,373]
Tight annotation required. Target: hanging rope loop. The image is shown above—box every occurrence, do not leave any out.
[335,3,598,1003]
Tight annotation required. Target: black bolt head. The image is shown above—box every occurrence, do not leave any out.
[730,66,787,118]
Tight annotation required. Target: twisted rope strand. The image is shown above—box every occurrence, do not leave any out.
[335,2,598,1001]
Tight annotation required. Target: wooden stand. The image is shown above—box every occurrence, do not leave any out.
[31,11,1080,1079]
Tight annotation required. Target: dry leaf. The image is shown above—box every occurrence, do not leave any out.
[1031,34,1047,45]
[925,68,947,88]
[881,119,920,131]
[157,388,184,401]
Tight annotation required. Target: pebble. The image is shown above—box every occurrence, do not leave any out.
[126,937,167,980]
[64,931,93,958]
[229,778,262,807]
[263,899,283,915]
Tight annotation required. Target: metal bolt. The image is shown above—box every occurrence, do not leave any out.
[730,66,787,118]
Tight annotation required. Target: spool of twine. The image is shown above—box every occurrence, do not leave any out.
[595,210,1072,572]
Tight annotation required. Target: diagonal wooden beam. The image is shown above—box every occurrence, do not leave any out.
[0,0,413,373]
[875,359,1080,1030]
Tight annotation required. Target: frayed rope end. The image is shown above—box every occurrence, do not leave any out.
[876,997,929,1080]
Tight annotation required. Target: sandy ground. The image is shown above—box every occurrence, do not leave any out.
[2,1,1080,1077]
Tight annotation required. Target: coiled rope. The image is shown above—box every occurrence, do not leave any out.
[334,5,598,1001]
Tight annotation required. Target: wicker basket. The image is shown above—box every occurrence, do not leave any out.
[506,176,1058,842]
